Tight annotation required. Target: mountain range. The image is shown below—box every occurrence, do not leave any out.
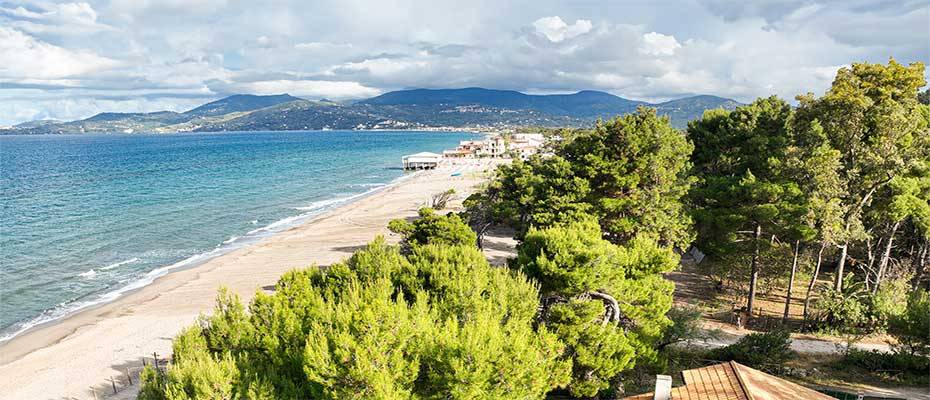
[3,88,740,134]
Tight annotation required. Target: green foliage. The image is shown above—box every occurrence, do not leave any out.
[514,217,677,396]
[709,330,795,371]
[389,208,477,250]
[139,239,569,399]
[658,306,718,350]
[559,107,695,247]
[469,107,694,248]
[845,348,930,377]
[888,289,930,356]
[811,278,870,332]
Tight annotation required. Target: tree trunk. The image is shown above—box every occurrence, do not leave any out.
[804,242,827,321]
[873,221,901,293]
[746,223,762,324]
[835,242,848,292]
[783,240,801,324]
[912,242,928,290]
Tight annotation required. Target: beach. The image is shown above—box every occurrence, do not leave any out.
[0,160,500,400]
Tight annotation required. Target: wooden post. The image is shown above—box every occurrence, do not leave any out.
[90,386,97,400]
[110,376,118,394]
[126,368,134,385]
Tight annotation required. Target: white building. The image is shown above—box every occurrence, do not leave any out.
[402,152,443,170]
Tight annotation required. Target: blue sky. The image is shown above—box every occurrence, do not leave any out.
[0,0,927,125]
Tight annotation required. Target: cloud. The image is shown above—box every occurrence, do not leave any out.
[640,32,681,56]
[0,27,117,79]
[1,2,113,35]
[532,16,593,42]
[206,79,381,99]
[0,0,926,125]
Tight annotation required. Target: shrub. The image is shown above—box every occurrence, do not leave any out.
[710,330,794,371]
[845,348,930,376]
[388,208,477,250]
[888,289,930,356]
[811,277,869,332]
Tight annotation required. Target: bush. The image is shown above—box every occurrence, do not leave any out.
[811,277,869,332]
[710,330,794,371]
[888,289,930,356]
[845,348,930,376]
[388,208,477,250]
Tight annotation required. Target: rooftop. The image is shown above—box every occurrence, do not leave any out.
[624,361,834,400]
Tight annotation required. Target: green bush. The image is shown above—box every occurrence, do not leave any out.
[710,330,794,371]
[388,208,477,250]
[845,348,929,376]
[811,277,870,332]
[888,289,930,356]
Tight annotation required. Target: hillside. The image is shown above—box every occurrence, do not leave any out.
[2,89,740,134]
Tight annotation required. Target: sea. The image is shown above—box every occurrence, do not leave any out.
[0,130,477,342]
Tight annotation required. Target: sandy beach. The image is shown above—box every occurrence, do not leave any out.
[0,160,503,400]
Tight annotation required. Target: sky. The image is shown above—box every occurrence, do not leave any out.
[0,0,928,126]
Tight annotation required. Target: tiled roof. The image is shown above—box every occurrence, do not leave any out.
[624,361,834,400]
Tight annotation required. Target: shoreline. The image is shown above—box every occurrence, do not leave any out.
[0,159,500,400]
[0,170,423,346]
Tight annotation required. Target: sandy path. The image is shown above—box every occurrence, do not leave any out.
[0,160,497,400]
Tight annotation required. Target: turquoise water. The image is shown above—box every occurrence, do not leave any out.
[0,130,475,341]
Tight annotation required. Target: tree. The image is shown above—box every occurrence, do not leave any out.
[558,107,695,247]
[467,107,694,248]
[515,217,677,397]
[689,97,809,322]
[792,59,927,292]
[140,237,571,399]
[388,207,478,250]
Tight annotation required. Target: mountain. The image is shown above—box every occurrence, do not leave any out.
[360,88,644,119]
[184,94,303,117]
[2,89,741,134]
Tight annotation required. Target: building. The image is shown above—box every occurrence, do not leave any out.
[624,361,835,400]
[402,152,443,170]
[508,133,545,160]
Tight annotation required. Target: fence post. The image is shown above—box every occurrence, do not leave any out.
[89,386,97,400]
[126,368,134,385]
[110,376,117,394]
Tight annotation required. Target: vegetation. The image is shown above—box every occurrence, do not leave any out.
[688,59,930,333]
[709,330,795,372]
[141,58,930,399]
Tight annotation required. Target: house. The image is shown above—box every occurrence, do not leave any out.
[402,152,443,170]
[624,361,835,400]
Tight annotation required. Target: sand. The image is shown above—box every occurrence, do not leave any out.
[0,160,502,400]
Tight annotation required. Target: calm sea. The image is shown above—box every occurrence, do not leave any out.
[0,130,476,341]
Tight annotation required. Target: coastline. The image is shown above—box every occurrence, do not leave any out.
[0,159,500,400]
[0,169,422,345]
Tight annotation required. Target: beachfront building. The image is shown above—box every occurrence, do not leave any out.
[508,133,545,160]
[402,152,443,170]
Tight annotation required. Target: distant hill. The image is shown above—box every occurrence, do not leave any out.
[184,94,303,118]
[2,89,741,134]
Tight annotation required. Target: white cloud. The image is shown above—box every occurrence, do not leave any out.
[0,27,117,79]
[208,79,381,99]
[532,16,593,42]
[640,32,681,56]
[0,0,926,125]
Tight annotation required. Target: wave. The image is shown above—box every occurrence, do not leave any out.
[100,257,141,271]
[0,175,406,344]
